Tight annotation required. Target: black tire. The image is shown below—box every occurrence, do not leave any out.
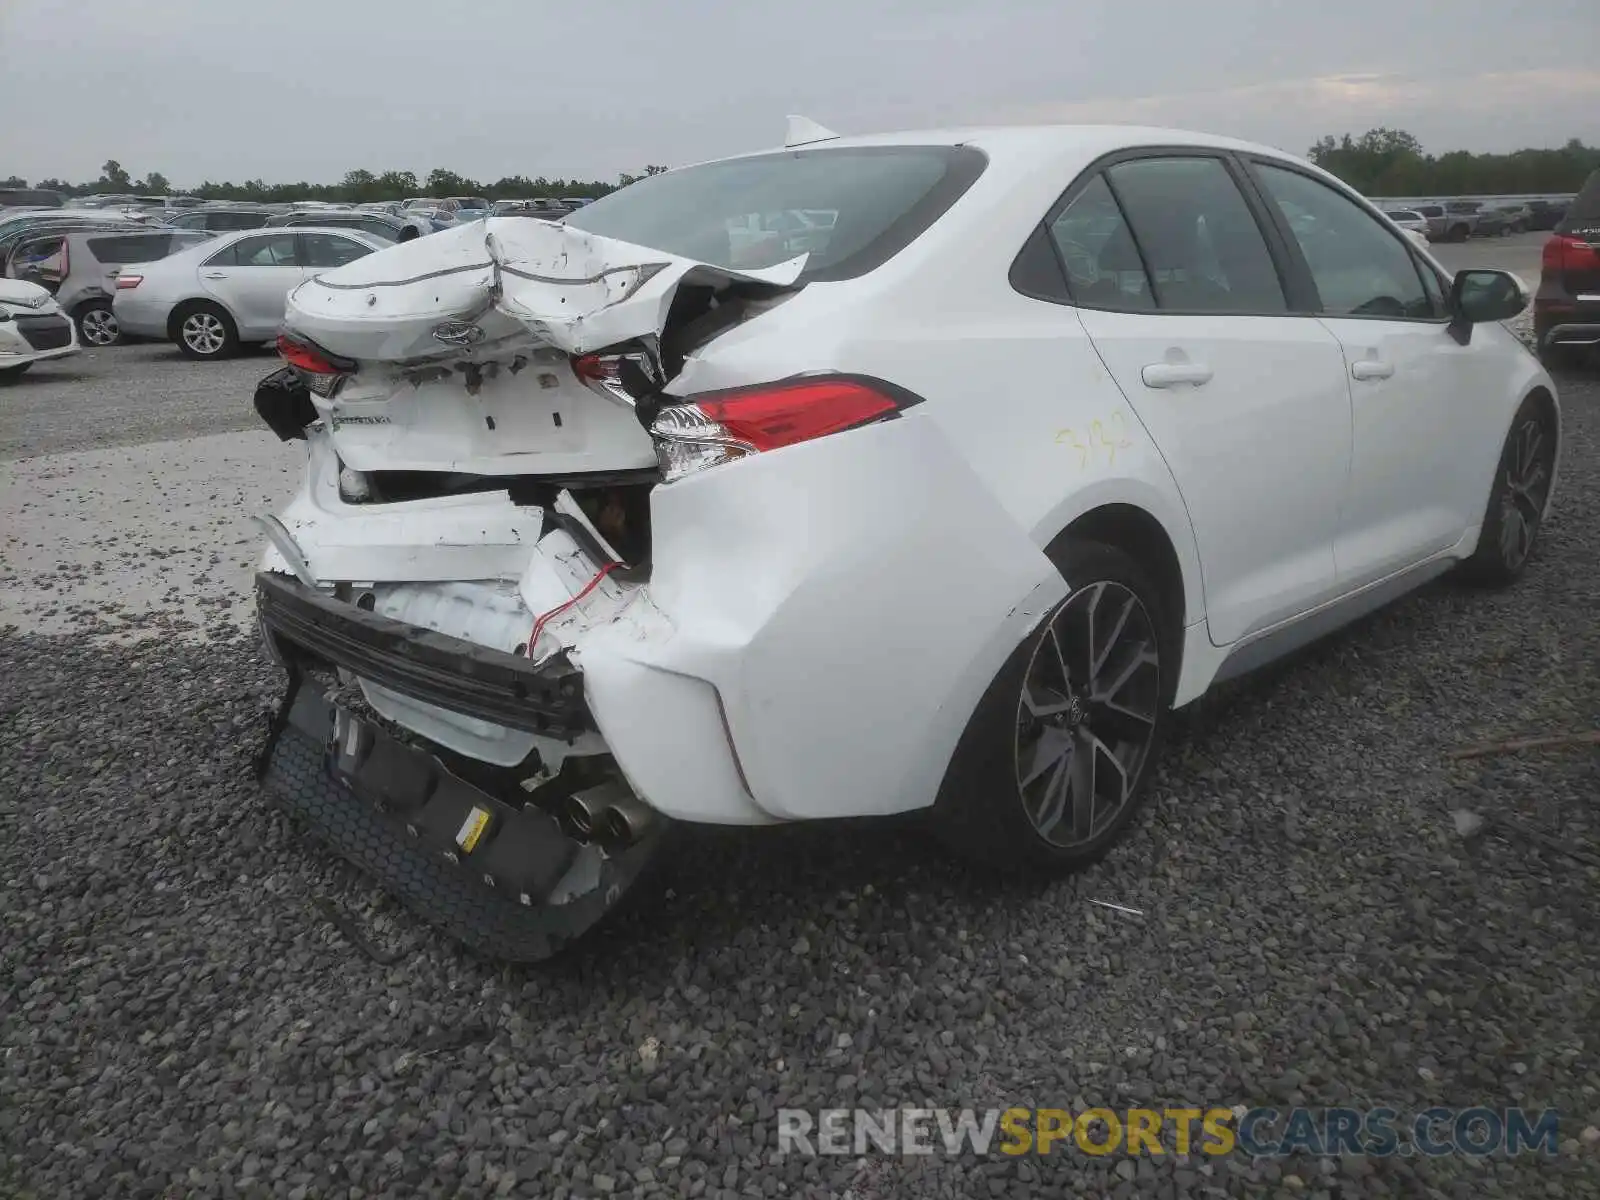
[1457,394,1558,587]
[172,300,240,360]
[0,363,32,383]
[73,297,121,347]
[1449,224,1470,243]
[932,540,1175,872]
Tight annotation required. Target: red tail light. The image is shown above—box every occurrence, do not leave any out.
[114,273,142,289]
[276,333,355,376]
[1543,234,1600,272]
[648,375,919,482]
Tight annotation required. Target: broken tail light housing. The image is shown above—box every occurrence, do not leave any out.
[648,375,920,483]
[276,333,357,398]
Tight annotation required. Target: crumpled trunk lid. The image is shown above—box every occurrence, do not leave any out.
[280,219,804,476]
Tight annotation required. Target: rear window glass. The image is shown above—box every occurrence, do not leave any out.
[563,145,986,281]
[1559,170,1600,230]
[87,232,209,263]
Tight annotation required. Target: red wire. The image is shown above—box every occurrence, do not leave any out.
[525,561,619,658]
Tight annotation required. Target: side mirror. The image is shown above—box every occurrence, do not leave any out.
[1447,268,1527,345]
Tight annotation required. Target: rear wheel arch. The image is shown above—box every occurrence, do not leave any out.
[1049,503,1188,632]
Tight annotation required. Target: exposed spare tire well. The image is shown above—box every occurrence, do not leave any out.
[1052,502,1186,645]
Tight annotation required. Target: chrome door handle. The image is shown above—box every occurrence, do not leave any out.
[202,271,226,280]
[1350,359,1394,381]
[1141,361,1213,388]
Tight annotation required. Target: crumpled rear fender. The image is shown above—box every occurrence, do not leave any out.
[576,413,1067,822]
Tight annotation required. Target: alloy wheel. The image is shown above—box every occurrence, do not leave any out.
[81,307,119,346]
[1498,417,1553,570]
[182,312,226,356]
[1014,581,1161,848]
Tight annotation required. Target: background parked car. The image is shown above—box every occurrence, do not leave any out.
[1494,203,1533,233]
[163,206,274,233]
[266,208,429,243]
[1382,209,1430,237]
[489,198,572,219]
[0,278,77,381]
[0,188,64,209]
[0,212,140,265]
[112,226,384,360]
[6,227,215,345]
[1471,205,1510,237]
[403,205,457,232]
[1534,168,1600,369]
[441,196,491,220]
[1526,199,1569,231]
[1441,200,1484,241]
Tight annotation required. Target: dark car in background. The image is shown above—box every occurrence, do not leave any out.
[0,187,65,210]
[1534,169,1600,368]
[163,207,274,233]
[266,209,429,243]
[1526,199,1569,231]
[489,198,573,219]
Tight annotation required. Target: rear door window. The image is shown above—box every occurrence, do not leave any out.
[565,144,986,281]
[209,233,300,267]
[1104,156,1287,313]
[87,233,210,263]
[1046,174,1154,310]
[11,236,66,290]
[301,233,375,268]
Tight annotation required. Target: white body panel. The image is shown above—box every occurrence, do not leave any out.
[256,123,1560,827]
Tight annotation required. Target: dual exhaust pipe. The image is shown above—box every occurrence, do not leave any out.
[559,781,658,850]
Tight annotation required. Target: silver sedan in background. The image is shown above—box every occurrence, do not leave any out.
[112,226,385,360]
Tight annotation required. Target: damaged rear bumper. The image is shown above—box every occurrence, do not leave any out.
[257,570,592,740]
[258,674,661,963]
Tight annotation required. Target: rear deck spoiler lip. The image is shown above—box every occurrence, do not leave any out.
[256,570,594,741]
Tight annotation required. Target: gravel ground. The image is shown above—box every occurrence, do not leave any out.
[2,347,1599,1199]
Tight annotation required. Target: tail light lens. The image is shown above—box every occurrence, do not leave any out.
[114,273,142,289]
[1543,234,1600,273]
[572,350,658,409]
[648,375,918,483]
[276,333,357,398]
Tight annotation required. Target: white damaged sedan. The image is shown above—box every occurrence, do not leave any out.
[250,120,1559,960]
[0,279,78,381]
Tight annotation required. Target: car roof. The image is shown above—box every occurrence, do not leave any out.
[710,123,1302,169]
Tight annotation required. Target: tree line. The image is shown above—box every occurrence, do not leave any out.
[1307,129,1599,197]
[8,133,1598,203]
[1,161,671,202]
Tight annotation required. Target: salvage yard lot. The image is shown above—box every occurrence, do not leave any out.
[3,340,1599,1197]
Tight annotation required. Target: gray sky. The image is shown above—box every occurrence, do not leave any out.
[3,0,1597,188]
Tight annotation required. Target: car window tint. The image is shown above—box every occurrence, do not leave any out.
[12,237,66,288]
[1253,164,1435,320]
[565,145,982,281]
[301,233,374,268]
[223,234,300,267]
[358,219,399,241]
[1105,157,1286,313]
[213,212,267,231]
[1047,174,1154,311]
